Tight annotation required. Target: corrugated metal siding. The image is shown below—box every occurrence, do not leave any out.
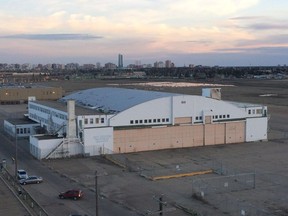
[225,121,245,144]
[114,121,246,153]
[174,117,192,124]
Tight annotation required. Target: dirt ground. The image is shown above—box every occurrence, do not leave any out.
[36,78,288,216]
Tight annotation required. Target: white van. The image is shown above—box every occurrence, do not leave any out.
[17,169,28,180]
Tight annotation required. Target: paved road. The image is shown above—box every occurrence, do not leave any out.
[0,135,140,216]
[0,106,140,216]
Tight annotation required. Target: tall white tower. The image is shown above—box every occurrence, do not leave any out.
[67,100,77,138]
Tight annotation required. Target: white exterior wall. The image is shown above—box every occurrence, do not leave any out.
[246,117,268,142]
[83,127,113,156]
[30,135,62,159]
[244,106,268,118]
[172,96,247,120]
[109,97,172,126]
[4,120,40,138]
[3,120,15,137]
[109,95,248,127]
[77,114,112,130]
[28,102,67,133]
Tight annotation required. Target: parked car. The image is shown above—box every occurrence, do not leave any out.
[19,175,43,185]
[59,189,84,200]
[17,169,28,180]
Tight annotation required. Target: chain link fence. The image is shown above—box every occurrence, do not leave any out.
[0,166,49,216]
[191,160,270,216]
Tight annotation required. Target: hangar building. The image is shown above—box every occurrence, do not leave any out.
[26,87,268,159]
[0,85,63,104]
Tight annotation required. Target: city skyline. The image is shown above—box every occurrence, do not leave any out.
[1,0,288,66]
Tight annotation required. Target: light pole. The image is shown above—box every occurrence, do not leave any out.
[95,170,99,216]
[14,125,18,181]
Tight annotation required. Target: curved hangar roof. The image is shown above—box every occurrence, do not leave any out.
[60,87,181,113]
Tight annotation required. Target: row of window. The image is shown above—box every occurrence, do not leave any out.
[29,113,48,124]
[29,113,63,132]
[16,127,31,134]
[194,114,231,121]
[84,117,105,125]
[248,109,262,115]
[130,118,170,125]
[29,104,66,120]
[212,114,230,119]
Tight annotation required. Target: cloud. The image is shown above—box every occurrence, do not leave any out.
[246,23,288,30]
[215,46,288,55]
[0,33,102,40]
[229,16,266,20]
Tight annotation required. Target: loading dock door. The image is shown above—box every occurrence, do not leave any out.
[225,121,245,144]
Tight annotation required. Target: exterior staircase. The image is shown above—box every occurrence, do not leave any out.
[44,137,83,159]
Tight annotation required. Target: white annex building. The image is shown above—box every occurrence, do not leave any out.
[27,87,268,159]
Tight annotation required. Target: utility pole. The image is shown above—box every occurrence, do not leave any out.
[14,125,18,180]
[95,170,99,216]
[159,195,163,216]
[146,194,175,215]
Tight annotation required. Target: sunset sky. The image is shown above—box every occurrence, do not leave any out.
[1,0,288,66]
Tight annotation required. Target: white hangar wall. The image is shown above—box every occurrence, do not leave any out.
[109,97,172,126]
[171,95,247,122]
[246,117,268,142]
[109,95,248,127]
[83,127,114,156]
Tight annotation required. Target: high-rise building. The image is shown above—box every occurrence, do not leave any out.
[118,54,123,68]
[165,60,173,68]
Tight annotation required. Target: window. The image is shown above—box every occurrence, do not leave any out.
[248,110,251,114]
[252,109,255,114]
[144,120,148,123]
[157,119,160,122]
[95,118,99,124]
[149,119,152,123]
[256,109,262,114]
[162,118,165,122]
[196,116,199,120]
[101,118,104,123]
[199,116,202,120]
[139,120,143,124]
[166,118,169,122]
[223,115,226,118]
[227,114,230,118]
[84,118,88,124]
[219,115,222,119]
[153,119,156,123]
[130,120,134,124]
[135,120,138,124]
[90,118,93,124]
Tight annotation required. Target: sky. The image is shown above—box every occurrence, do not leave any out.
[0,0,288,66]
